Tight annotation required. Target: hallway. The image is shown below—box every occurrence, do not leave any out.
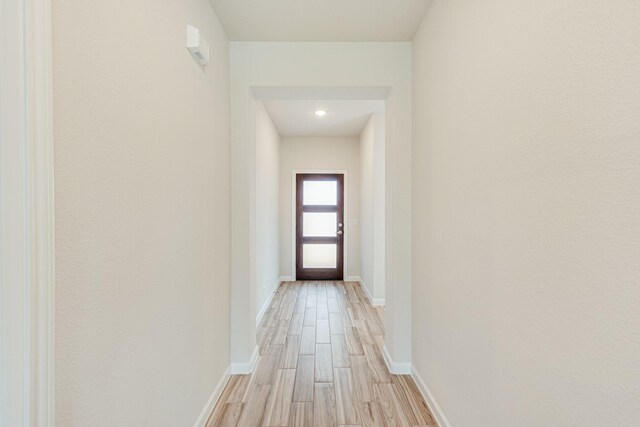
[4,0,640,425]
[207,281,436,426]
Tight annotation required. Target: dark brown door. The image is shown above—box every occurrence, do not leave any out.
[296,173,344,280]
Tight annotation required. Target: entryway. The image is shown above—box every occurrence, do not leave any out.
[296,174,345,281]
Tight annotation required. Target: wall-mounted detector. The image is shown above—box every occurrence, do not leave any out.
[186,25,210,66]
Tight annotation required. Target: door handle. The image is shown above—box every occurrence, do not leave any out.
[337,230,343,235]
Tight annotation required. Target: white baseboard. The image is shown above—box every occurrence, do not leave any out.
[350,276,385,307]
[279,275,294,282]
[230,345,259,374]
[411,365,451,427]
[382,345,411,374]
[193,366,231,427]
[256,278,284,327]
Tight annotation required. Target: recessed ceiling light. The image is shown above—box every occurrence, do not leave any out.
[315,110,327,117]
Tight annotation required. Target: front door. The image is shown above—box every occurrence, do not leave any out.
[296,173,344,280]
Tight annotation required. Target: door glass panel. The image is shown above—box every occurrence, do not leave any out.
[303,212,337,237]
[303,181,337,206]
[303,244,337,268]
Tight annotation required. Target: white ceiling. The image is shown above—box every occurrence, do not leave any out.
[263,100,384,137]
[209,0,433,42]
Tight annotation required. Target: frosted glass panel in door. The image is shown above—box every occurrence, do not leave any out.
[303,212,337,237]
[303,244,337,268]
[303,181,337,205]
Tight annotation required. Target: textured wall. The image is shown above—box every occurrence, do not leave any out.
[360,117,375,295]
[53,0,231,424]
[255,102,281,319]
[412,1,640,425]
[360,113,386,302]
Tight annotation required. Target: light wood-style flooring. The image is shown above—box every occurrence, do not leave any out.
[207,281,437,426]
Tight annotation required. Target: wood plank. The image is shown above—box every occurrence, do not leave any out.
[364,310,384,336]
[341,310,353,328]
[280,335,301,369]
[392,376,438,426]
[313,383,337,427]
[263,305,281,328]
[317,302,329,319]
[357,402,386,427]
[316,319,331,343]
[373,383,411,427]
[253,345,284,385]
[328,298,340,313]
[350,355,373,402]
[354,319,375,345]
[257,326,274,354]
[271,320,290,346]
[331,334,351,368]
[329,312,344,335]
[306,294,317,307]
[346,284,359,302]
[289,402,313,427]
[294,287,308,313]
[334,368,359,425]
[307,282,317,295]
[315,344,334,383]
[300,326,316,355]
[237,384,272,427]
[303,307,317,327]
[262,369,296,426]
[347,307,359,324]
[363,344,393,383]
[294,296,307,314]
[205,402,243,427]
[326,283,337,298]
[344,326,364,355]
[374,334,385,350]
[387,382,423,426]
[222,374,250,403]
[289,313,304,335]
[374,307,385,325]
[279,301,295,320]
[292,355,315,402]
[317,283,328,302]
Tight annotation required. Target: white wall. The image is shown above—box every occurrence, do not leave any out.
[360,113,386,303]
[255,102,281,320]
[52,0,231,425]
[279,136,361,279]
[360,119,374,294]
[230,43,413,366]
[412,1,640,426]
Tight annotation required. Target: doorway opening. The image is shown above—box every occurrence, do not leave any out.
[231,86,395,372]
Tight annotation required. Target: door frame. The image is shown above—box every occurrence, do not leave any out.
[0,0,56,424]
[291,170,347,281]
[295,173,344,280]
